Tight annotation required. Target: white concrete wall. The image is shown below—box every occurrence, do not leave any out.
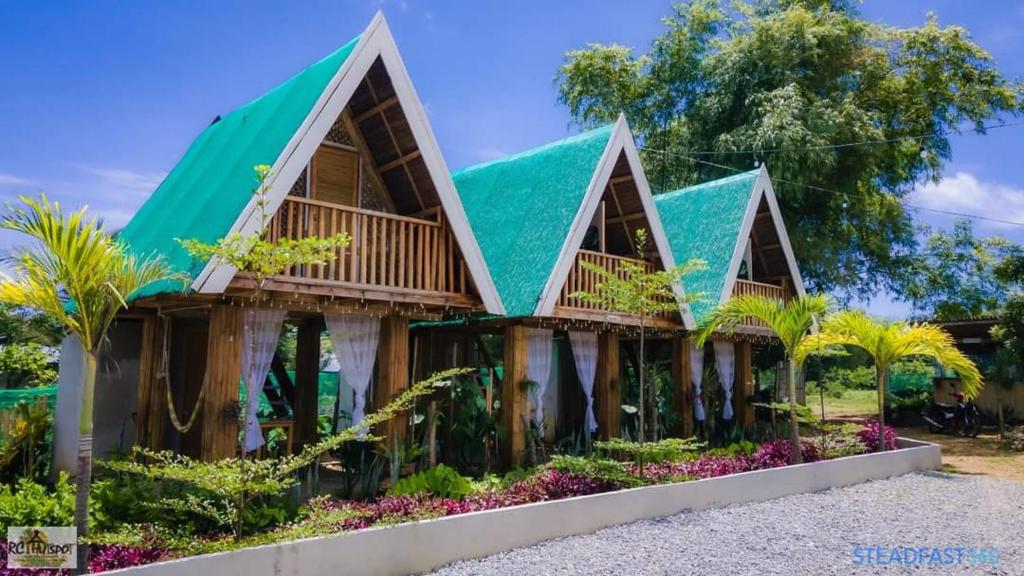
[105,438,941,576]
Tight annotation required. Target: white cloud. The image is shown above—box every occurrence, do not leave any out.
[78,166,165,196]
[474,148,509,162]
[0,173,37,187]
[910,171,1024,228]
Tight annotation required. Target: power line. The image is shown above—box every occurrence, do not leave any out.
[679,120,1024,156]
[639,147,1024,228]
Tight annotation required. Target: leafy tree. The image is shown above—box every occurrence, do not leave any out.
[0,342,57,388]
[570,229,704,442]
[696,294,831,464]
[905,219,1016,320]
[557,0,1024,300]
[0,303,65,346]
[798,310,982,451]
[0,195,179,571]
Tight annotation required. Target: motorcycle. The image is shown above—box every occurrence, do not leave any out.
[921,392,980,437]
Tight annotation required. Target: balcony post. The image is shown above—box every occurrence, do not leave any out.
[671,334,694,437]
[734,340,755,430]
[594,331,620,440]
[293,318,321,452]
[501,325,528,468]
[202,305,243,461]
[375,316,410,452]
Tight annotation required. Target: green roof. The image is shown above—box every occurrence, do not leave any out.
[118,34,362,298]
[452,125,615,317]
[654,170,759,325]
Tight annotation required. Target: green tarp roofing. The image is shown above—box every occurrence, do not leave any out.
[451,124,615,317]
[117,34,362,299]
[654,169,760,325]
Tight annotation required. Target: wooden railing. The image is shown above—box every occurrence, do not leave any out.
[267,196,470,296]
[732,279,789,328]
[557,250,676,318]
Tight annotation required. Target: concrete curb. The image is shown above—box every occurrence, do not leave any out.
[105,438,941,576]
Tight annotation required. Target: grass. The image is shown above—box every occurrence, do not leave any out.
[814,389,877,419]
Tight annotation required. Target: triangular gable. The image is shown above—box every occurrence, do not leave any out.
[654,166,805,326]
[119,13,504,314]
[455,115,690,325]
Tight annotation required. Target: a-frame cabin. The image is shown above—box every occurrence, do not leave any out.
[444,116,690,466]
[654,167,806,430]
[80,14,504,464]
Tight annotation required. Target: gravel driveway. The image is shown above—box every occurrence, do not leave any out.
[429,472,1023,576]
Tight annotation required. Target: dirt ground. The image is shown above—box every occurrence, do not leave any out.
[898,425,1024,483]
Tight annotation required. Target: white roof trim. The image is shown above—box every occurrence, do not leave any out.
[719,166,806,305]
[191,13,505,314]
[534,115,689,327]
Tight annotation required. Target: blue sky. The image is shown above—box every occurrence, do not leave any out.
[1,1,1022,317]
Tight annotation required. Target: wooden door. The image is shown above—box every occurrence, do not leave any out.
[311,145,359,206]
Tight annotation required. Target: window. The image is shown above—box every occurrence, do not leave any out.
[311,145,359,206]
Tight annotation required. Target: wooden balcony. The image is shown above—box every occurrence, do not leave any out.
[554,250,679,327]
[250,196,476,308]
[732,279,790,329]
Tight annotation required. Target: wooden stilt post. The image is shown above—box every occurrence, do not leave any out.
[135,315,168,451]
[375,316,409,451]
[735,341,755,431]
[672,334,694,438]
[501,324,528,468]
[594,331,620,440]
[201,305,243,461]
[293,318,321,452]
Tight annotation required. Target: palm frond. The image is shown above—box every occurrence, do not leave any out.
[0,195,180,351]
[696,294,830,355]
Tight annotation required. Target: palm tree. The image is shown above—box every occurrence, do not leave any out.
[0,195,177,571]
[696,294,830,464]
[797,310,982,452]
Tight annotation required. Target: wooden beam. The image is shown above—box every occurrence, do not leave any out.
[550,306,682,330]
[270,354,295,407]
[227,276,480,310]
[609,175,634,186]
[340,110,396,213]
[135,315,168,451]
[735,341,755,430]
[501,324,528,468]
[594,331,620,440]
[605,212,646,226]
[353,95,399,124]
[375,316,410,450]
[201,305,243,461]
[377,149,422,173]
[365,75,427,212]
[606,182,635,254]
[293,318,322,452]
[473,334,503,387]
[671,334,694,438]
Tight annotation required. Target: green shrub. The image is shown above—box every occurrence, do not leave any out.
[0,473,74,531]
[594,437,702,464]
[806,379,845,399]
[706,440,758,458]
[545,455,641,488]
[822,366,876,390]
[387,464,474,499]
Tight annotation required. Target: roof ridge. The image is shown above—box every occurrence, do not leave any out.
[452,123,615,178]
[655,169,760,201]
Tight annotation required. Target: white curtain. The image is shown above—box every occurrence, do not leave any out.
[526,328,554,428]
[690,341,706,422]
[714,340,736,420]
[242,308,287,453]
[326,314,381,427]
[568,331,599,433]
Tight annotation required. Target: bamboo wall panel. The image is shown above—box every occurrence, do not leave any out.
[268,196,471,298]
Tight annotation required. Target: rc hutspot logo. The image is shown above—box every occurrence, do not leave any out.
[6,526,76,569]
